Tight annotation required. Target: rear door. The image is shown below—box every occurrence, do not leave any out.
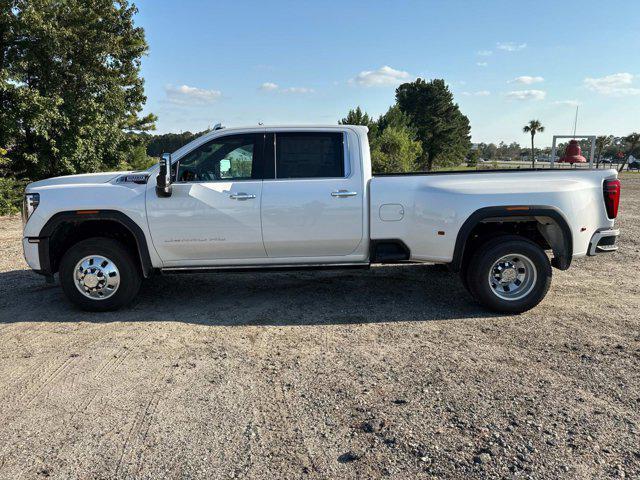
[260,130,364,258]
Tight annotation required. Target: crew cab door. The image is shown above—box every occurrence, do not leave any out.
[146,132,266,264]
[261,130,364,257]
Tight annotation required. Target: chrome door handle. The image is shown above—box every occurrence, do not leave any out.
[229,192,256,200]
[331,190,358,197]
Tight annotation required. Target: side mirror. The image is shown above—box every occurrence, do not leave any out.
[156,153,173,197]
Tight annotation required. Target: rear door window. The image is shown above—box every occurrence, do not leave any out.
[275,132,344,179]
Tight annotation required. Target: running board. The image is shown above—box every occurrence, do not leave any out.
[161,263,370,274]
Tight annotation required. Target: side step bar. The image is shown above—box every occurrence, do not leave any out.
[161,263,370,274]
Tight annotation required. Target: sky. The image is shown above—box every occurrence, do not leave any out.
[135,0,640,147]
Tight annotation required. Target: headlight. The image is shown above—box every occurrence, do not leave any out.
[22,193,40,226]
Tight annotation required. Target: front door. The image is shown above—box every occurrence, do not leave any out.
[261,131,364,258]
[146,133,266,264]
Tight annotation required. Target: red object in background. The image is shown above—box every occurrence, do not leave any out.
[603,179,621,219]
[559,139,587,164]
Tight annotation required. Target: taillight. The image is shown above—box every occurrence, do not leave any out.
[603,179,620,219]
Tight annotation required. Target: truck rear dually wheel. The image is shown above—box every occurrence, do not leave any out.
[465,235,552,313]
[59,237,141,312]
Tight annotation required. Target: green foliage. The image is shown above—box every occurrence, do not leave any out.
[466,148,480,167]
[125,143,156,171]
[144,130,209,158]
[370,127,422,174]
[0,177,27,216]
[395,78,471,171]
[339,106,378,138]
[1,0,156,181]
[523,120,544,167]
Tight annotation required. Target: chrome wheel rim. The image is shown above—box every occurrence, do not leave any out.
[74,255,120,300]
[488,254,537,301]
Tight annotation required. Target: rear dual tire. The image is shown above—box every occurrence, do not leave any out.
[463,235,552,313]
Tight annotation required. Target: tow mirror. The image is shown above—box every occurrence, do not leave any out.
[156,153,173,197]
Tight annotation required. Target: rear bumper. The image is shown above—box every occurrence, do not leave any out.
[588,228,619,256]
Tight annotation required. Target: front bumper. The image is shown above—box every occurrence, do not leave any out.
[588,228,619,256]
[22,237,41,270]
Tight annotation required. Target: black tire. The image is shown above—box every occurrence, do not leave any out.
[465,235,552,313]
[59,237,141,312]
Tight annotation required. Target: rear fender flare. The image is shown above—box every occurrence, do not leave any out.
[451,205,573,271]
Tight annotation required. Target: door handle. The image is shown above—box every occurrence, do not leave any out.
[229,192,256,200]
[331,190,358,197]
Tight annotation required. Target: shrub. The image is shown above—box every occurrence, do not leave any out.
[0,177,28,216]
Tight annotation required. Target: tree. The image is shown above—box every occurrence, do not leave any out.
[523,120,544,168]
[339,106,378,135]
[466,148,480,167]
[395,78,471,171]
[595,135,614,168]
[370,127,422,174]
[1,0,156,181]
[618,133,640,172]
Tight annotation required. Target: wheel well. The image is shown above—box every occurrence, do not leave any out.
[48,220,141,275]
[454,211,572,272]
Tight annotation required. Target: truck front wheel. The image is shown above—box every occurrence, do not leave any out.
[59,237,142,312]
[465,235,552,313]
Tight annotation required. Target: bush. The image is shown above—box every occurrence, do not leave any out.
[0,177,28,216]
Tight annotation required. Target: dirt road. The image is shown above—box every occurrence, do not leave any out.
[0,176,639,479]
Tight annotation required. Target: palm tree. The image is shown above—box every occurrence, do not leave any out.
[595,135,613,168]
[523,120,544,168]
[618,133,640,173]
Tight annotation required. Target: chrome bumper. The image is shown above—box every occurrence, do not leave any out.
[588,228,619,256]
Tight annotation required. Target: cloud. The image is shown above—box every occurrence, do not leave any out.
[506,89,546,101]
[259,83,314,94]
[510,75,544,84]
[165,84,221,104]
[462,90,491,96]
[350,65,411,87]
[497,42,527,52]
[476,62,488,67]
[477,50,493,56]
[281,86,315,94]
[554,100,581,107]
[260,82,279,91]
[584,73,640,96]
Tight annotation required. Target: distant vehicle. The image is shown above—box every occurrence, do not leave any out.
[628,156,640,171]
[22,125,621,314]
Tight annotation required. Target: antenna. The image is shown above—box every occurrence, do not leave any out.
[573,106,579,138]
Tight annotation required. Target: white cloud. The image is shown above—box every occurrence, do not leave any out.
[260,82,279,91]
[259,83,314,94]
[462,90,491,96]
[554,100,581,107]
[506,89,546,101]
[584,73,640,96]
[477,50,493,56]
[350,65,411,87]
[510,75,544,84]
[497,42,527,52]
[476,62,488,67]
[281,86,315,94]
[165,84,221,104]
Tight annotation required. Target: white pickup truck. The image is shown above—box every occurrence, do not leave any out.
[22,125,621,313]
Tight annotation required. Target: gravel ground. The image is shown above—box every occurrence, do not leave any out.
[0,175,639,479]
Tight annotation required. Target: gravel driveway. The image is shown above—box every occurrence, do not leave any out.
[0,175,639,479]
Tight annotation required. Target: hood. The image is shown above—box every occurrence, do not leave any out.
[26,171,131,190]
